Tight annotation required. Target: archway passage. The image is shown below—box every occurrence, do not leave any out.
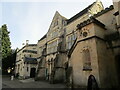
[30,68,36,78]
[115,55,120,85]
[87,75,99,90]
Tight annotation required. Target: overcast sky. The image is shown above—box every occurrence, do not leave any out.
[1,0,113,49]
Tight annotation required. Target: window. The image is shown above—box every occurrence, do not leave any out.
[30,55,32,57]
[62,20,66,26]
[67,33,77,49]
[67,36,72,49]
[83,32,88,37]
[33,48,36,50]
[52,30,58,38]
[83,49,92,70]
[27,67,29,72]
[53,20,58,27]
[68,42,72,49]
[47,40,58,54]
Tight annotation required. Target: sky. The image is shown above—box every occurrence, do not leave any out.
[1,0,113,49]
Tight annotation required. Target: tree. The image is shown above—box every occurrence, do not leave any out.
[1,24,12,74]
[0,25,2,75]
[1,24,11,59]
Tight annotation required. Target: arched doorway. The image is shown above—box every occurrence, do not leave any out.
[30,68,36,78]
[87,75,99,90]
[115,55,120,85]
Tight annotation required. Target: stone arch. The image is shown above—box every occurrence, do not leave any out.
[87,75,99,90]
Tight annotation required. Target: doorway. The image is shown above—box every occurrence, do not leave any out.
[115,55,120,85]
[87,75,99,90]
[30,68,36,78]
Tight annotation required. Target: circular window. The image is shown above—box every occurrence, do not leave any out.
[83,32,88,37]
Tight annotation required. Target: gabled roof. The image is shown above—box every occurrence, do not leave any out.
[17,46,26,53]
[67,2,95,24]
[94,5,114,17]
[17,44,37,53]
[47,11,67,32]
[38,34,47,42]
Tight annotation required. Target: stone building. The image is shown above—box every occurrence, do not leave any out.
[64,0,104,83]
[35,35,47,80]
[65,0,104,51]
[15,0,120,88]
[37,1,104,83]
[67,0,120,88]
[15,41,38,79]
[45,11,67,83]
[35,0,116,83]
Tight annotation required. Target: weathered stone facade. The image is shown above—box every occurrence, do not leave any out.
[67,0,120,88]
[15,43,38,79]
[15,0,120,88]
[45,11,67,83]
[68,18,119,88]
[35,35,47,80]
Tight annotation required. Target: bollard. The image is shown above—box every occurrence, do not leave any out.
[11,75,14,80]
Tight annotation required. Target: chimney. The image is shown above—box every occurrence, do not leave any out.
[26,40,29,45]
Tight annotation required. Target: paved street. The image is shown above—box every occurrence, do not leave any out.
[2,75,67,89]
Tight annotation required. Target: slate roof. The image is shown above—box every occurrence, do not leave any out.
[67,2,95,24]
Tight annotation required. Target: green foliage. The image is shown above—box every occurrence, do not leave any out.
[1,24,15,74]
[2,49,17,74]
[1,24,11,59]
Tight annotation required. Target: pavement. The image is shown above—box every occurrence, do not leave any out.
[2,75,67,89]
[19,78,35,83]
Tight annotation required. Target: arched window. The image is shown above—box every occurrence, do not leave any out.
[83,49,92,70]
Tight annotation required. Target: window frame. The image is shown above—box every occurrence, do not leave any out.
[82,49,92,71]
